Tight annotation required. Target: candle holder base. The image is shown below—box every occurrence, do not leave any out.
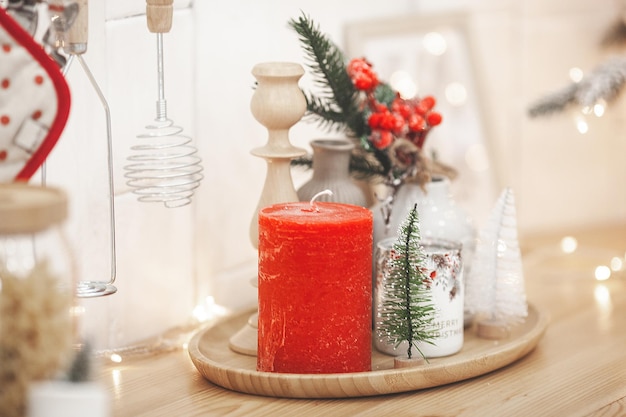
[393,356,425,369]
[476,318,511,340]
[228,312,258,357]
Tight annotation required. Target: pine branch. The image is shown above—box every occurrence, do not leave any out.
[288,14,368,138]
[348,151,387,180]
[304,94,353,133]
[288,13,391,180]
[527,83,578,118]
[291,155,313,169]
[576,55,626,106]
[528,55,626,118]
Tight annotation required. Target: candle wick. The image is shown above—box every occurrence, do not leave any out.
[308,189,333,212]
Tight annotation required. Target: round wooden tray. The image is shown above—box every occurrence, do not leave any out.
[188,304,548,398]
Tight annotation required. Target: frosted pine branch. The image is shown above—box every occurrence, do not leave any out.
[576,55,626,107]
[527,83,577,118]
[528,55,626,117]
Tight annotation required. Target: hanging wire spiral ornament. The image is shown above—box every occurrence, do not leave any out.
[124,102,203,209]
[124,31,203,209]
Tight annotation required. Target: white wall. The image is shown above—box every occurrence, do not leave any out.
[42,0,625,350]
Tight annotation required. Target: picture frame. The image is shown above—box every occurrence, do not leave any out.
[343,12,499,223]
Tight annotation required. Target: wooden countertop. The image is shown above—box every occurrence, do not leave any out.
[98,224,626,416]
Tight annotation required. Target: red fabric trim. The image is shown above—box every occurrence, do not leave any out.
[0,7,71,181]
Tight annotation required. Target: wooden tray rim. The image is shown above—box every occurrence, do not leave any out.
[188,303,549,399]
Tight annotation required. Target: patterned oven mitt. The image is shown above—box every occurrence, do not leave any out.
[0,6,70,182]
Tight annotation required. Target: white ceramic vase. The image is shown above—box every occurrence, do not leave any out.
[372,176,476,275]
[297,139,368,207]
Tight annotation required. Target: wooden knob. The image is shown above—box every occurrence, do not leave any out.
[66,0,88,54]
[146,0,173,33]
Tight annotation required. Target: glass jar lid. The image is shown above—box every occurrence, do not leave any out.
[0,183,67,234]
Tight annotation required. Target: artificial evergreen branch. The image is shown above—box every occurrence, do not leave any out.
[288,14,389,180]
[377,204,436,360]
[288,14,366,137]
[527,83,578,118]
[292,151,387,180]
[576,55,626,106]
[288,13,445,185]
[349,152,388,179]
[528,55,626,118]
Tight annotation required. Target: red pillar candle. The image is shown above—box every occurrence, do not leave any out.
[257,201,373,374]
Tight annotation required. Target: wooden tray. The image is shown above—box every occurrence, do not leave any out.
[188,304,548,398]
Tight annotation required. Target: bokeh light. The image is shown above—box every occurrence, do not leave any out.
[423,32,447,56]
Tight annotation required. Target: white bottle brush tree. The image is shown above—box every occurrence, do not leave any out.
[465,188,528,338]
[377,204,436,362]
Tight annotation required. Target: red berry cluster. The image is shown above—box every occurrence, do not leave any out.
[346,58,443,151]
[367,95,443,150]
[347,58,379,91]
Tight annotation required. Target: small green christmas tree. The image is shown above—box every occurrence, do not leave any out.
[377,204,436,360]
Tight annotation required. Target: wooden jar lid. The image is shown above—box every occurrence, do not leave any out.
[0,183,67,234]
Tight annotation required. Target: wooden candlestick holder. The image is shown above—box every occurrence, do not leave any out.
[228,62,307,356]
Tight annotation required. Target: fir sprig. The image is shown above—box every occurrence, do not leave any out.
[377,204,436,360]
[288,14,366,137]
[289,13,391,180]
[528,55,626,118]
[292,152,387,180]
